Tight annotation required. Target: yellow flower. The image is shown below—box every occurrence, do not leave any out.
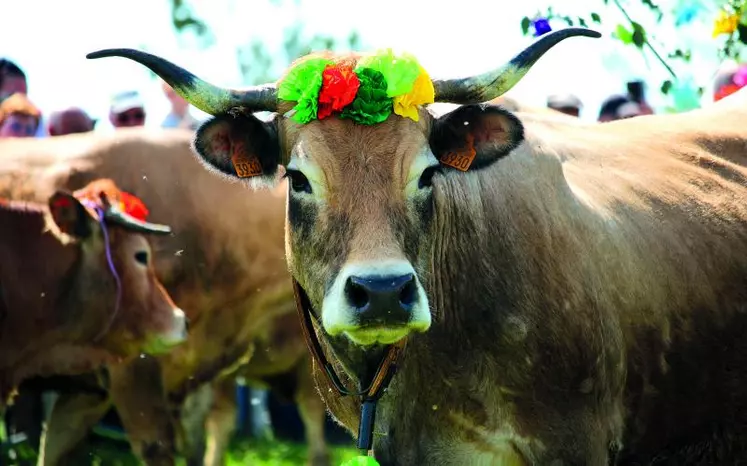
[713,10,739,38]
[393,66,435,122]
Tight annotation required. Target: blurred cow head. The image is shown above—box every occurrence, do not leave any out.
[48,179,187,356]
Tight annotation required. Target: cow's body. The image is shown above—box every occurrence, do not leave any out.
[0,130,328,465]
[84,34,747,465]
[311,97,747,465]
[0,180,186,409]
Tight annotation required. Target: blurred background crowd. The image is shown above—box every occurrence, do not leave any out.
[2,56,746,140]
[1,0,746,464]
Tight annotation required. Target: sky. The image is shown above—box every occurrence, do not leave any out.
[0,0,730,130]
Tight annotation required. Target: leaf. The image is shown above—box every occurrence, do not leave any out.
[631,22,647,49]
[521,16,531,35]
[738,23,747,44]
[660,80,673,95]
[614,24,633,44]
[578,17,588,28]
[563,15,574,26]
[591,12,602,23]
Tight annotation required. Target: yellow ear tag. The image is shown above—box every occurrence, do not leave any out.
[341,456,380,466]
[230,140,263,178]
[439,133,477,172]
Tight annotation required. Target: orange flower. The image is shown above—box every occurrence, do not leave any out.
[317,64,361,119]
[119,191,149,221]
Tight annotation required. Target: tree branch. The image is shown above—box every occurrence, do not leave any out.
[611,0,678,78]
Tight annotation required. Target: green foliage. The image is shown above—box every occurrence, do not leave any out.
[520,0,747,103]
[169,0,214,47]
[168,0,362,85]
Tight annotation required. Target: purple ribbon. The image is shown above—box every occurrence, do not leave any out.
[81,200,122,342]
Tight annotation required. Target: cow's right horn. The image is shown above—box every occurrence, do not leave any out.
[432,27,601,104]
[86,49,278,115]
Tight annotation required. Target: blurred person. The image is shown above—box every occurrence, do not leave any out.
[598,94,643,122]
[0,58,27,99]
[109,90,146,128]
[626,80,655,115]
[546,93,583,117]
[0,92,41,138]
[1,58,50,138]
[161,80,199,130]
[712,61,747,102]
[48,107,96,136]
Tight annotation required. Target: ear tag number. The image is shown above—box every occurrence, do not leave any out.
[230,141,263,178]
[439,133,477,172]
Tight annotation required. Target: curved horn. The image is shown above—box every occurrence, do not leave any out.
[433,28,601,104]
[104,209,172,236]
[86,48,277,114]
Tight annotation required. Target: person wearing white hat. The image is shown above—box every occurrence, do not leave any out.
[109,90,146,128]
[546,93,583,117]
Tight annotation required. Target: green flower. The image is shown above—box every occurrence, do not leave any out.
[340,68,392,125]
[357,48,421,97]
[278,57,332,124]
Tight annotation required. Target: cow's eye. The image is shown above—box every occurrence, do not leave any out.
[285,169,312,194]
[134,251,149,265]
[418,165,442,189]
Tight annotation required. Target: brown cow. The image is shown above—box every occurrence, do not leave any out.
[88,27,747,465]
[0,179,186,408]
[0,129,329,466]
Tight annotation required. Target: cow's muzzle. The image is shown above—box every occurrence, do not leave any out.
[322,261,431,346]
[345,274,417,327]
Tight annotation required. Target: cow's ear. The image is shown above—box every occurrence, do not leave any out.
[192,112,281,189]
[430,104,524,172]
[48,192,93,238]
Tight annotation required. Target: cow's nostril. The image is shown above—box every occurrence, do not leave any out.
[399,278,416,308]
[345,279,370,309]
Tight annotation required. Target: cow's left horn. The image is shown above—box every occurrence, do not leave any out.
[86,49,277,114]
[104,210,172,236]
[432,28,601,104]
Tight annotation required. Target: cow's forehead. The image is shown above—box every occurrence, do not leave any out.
[284,109,434,173]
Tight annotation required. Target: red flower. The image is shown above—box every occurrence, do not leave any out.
[714,83,742,102]
[120,191,149,221]
[317,64,360,119]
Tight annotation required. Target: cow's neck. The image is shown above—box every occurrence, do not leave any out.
[0,203,110,371]
[368,147,606,463]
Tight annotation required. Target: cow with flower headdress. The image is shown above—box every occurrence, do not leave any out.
[0,178,187,409]
[87,27,747,465]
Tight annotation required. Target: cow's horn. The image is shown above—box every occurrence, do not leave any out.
[86,49,277,114]
[104,209,172,236]
[432,28,601,104]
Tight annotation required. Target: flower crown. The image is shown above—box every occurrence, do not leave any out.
[714,64,747,102]
[277,49,435,125]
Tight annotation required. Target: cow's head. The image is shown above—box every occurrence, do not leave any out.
[87,29,598,350]
[48,179,187,357]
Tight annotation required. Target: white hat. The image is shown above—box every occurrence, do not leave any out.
[110,90,144,114]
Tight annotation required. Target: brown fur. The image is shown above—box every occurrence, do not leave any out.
[0,180,180,408]
[0,129,328,465]
[189,81,747,465]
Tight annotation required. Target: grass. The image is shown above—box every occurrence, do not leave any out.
[3,434,362,466]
